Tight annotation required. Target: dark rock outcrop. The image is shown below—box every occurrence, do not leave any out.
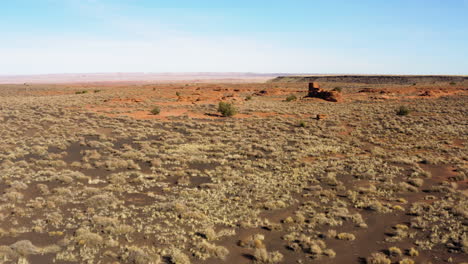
[306,82,342,102]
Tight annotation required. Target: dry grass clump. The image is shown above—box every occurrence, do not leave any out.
[169,248,191,264]
[388,246,402,256]
[407,247,419,257]
[252,248,284,264]
[121,246,162,264]
[239,234,266,249]
[399,258,416,264]
[193,240,229,260]
[366,252,391,264]
[75,228,104,247]
[86,193,120,208]
[336,232,356,241]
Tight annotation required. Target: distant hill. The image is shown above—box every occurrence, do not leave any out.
[270,75,468,84]
[0,72,295,84]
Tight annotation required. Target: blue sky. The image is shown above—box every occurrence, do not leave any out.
[1,0,467,75]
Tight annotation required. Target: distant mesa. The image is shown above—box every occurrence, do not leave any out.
[270,75,468,84]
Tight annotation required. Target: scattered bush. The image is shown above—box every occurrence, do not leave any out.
[298,120,307,127]
[285,94,297,102]
[217,102,237,117]
[151,106,161,115]
[245,95,252,101]
[75,90,88,94]
[450,82,456,85]
[94,89,101,93]
[396,106,410,116]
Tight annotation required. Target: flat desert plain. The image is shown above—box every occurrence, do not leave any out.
[0,77,466,264]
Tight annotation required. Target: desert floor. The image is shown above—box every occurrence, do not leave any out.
[0,81,466,264]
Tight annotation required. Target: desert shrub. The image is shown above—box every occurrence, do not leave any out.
[94,89,101,93]
[332,87,343,92]
[396,106,410,116]
[285,94,297,102]
[217,102,236,117]
[75,90,88,94]
[245,95,252,101]
[151,106,161,115]
[450,82,456,85]
[176,92,181,96]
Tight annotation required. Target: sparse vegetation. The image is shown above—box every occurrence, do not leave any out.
[75,90,88,94]
[0,80,466,263]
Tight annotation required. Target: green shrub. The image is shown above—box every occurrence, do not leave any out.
[94,89,101,93]
[298,120,307,127]
[285,94,297,102]
[217,102,237,117]
[245,95,252,101]
[75,90,88,94]
[396,106,410,116]
[176,92,181,96]
[150,106,161,115]
[450,82,456,85]
[332,87,343,92]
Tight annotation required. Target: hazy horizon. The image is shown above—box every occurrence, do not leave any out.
[1,0,467,75]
